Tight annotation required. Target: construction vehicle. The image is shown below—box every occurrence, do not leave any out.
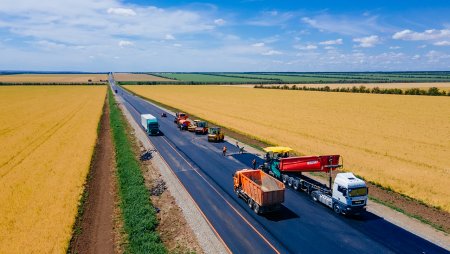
[260,146,368,215]
[195,121,208,135]
[178,119,190,131]
[207,127,224,142]
[234,169,285,214]
[140,114,159,135]
[174,112,188,124]
[188,120,200,132]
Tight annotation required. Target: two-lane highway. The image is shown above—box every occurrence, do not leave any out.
[110,76,448,254]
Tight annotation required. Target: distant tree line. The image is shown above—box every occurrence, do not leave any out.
[254,84,450,96]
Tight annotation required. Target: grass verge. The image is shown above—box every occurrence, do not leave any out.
[108,88,166,253]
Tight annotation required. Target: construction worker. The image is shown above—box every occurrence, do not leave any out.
[252,159,257,169]
[222,146,227,156]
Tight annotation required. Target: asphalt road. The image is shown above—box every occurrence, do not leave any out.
[110,76,448,254]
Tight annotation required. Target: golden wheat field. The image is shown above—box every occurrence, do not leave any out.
[127,85,450,212]
[0,74,107,83]
[0,86,106,253]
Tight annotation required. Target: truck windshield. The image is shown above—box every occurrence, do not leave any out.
[348,187,367,197]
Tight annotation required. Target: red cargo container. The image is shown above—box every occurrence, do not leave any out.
[279,155,340,173]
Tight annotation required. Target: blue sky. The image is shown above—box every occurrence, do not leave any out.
[0,0,450,72]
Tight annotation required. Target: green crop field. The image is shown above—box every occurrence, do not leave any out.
[150,72,450,84]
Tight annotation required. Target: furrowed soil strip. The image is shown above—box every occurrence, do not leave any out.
[68,96,117,254]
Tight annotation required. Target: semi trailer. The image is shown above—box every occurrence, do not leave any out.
[261,146,368,215]
[140,114,160,135]
[234,169,285,214]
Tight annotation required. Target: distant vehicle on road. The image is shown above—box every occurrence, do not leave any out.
[179,119,191,131]
[207,127,224,142]
[195,121,208,135]
[174,112,188,124]
[161,112,167,117]
[188,120,200,132]
[140,114,160,135]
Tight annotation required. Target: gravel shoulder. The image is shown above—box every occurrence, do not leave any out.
[114,91,228,254]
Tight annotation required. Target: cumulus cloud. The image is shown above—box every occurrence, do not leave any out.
[353,35,380,48]
[165,34,175,40]
[252,42,265,47]
[261,50,282,56]
[392,29,450,41]
[118,40,134,47]
[107,7,137,16]
[319,39,343,45]
[295,44,318,50]
[434,41,450,46]
[214,18,226,25]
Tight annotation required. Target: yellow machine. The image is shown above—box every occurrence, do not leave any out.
[188,120,200,132]
[207,127,224,142]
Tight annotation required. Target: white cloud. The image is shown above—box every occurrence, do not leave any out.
[295,44,317,50]
[412,54,420,60]
[252,42,265,47]
[389,46,401,49]
[248,11,294,27]
[434,41,450,46]
[353,35,380,48]
[173,43,182,47]
[302,15,384,35]
[118,40,134,47]
[165,34,175,40]
[261,50,282,56]
[319,38,343,45]
[392,29,450,41]
[214,18,226,25]
[324,46,335,50]
[107,7,137,16]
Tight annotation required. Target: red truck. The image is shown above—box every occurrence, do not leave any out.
[174,112,188,124]
[261,146,368,215]
[234,169,285,214]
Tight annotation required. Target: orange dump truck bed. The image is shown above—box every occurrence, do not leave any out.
[234,169,285,207]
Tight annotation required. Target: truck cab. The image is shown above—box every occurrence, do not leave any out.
[331,173,368,214]
[141,114,159,135]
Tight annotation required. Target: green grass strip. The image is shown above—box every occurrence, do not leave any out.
[108,88,166,254]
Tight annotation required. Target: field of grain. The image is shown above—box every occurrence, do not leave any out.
[113,73,172,82]
[0,74,107,83]
[127,85,450,212]
[0,86,106,253]
[256,83,450,91]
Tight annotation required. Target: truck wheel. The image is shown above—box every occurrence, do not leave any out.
[312,195,318,202]
[293,180,299,190]
[282,174,288,184]
[247,198,253,209]
[333,204,341,214]
[253,204,260,214]
[234,188,240,197]
[288,177,294,187]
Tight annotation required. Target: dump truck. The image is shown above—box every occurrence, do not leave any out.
[207,127,224,142]
[234,169,285,214]
[140,114,159,135]
[261,146,368,215]
[174,112,188,124]
[195,121,208,135]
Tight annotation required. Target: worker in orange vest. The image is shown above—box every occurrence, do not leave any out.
[222,146,227,156]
